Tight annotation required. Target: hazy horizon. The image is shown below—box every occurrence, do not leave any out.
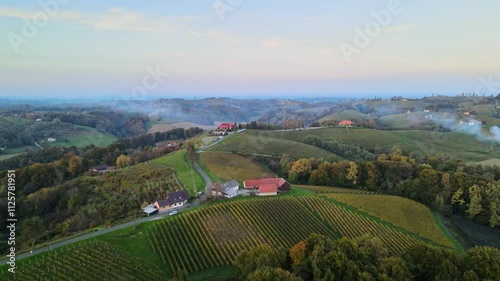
[1,0,499,97]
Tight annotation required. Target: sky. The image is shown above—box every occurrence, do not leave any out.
[0,0,499,99]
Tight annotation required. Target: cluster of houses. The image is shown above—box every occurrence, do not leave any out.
[143,177,291,216]
[210,122,235,136]
[212,177,291,198]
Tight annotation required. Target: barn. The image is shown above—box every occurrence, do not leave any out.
[257,184,278,196]
[243,178,290,194]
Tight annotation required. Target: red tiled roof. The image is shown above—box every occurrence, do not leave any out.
[339,120,353,125]
[258,184,278,193]
[244,178,280,187]
[218,123,234,129]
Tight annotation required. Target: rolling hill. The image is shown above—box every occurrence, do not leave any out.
[237,128,500,162]
[199,151,276,182]
[207,131,333,160]
[0,188,460,280]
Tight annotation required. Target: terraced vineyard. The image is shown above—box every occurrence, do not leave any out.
[147,197,335,273]
[239,128,500,162]
[302,196,431,255]
[296,185,376,194]
[325,193,454,247]
[3,241,165,280]
[147,195,444,274]
[207,132,333,159]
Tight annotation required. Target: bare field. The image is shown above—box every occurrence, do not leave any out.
[148,122,216,133]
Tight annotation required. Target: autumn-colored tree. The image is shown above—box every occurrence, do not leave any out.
[290,158,313,183]
[68,155,83,177]
[290,241,307,266]
[346,161,359,185]
[485,183,500,227]
[185,141,196,165]
[279,153,292,175]
[116,154,132,168]
[234,244,287,281]
[467,185,484,218]
[308,162,332,186]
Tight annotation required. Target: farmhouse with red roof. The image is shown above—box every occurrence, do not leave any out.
[243,178,290,196]
[218,123,234,130]
[339,120,353,126]
[257,184,278,196]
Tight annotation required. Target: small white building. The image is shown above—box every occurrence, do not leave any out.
[212,180,240,198]
[47,137,56,142]
[36,119,42,122]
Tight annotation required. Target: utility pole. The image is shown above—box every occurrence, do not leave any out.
[46,230,52,251]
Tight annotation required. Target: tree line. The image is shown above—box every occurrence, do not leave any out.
[279,147,500,228]
[230,233,500,281]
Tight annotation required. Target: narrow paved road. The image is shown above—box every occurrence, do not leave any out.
[1,202,199,264]
[2,152,215,265]
[193,162,212,201]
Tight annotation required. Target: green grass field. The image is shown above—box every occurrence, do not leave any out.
[241,128,500,162]
[0,146,38,160]
[152,149,205,194]
[378,112,432,129]
[43,129,117,148]
[189,132,218,148]
[207,131,333,160]
[319,110,369,122]
[200,152,276,182]
[475,115,500,127]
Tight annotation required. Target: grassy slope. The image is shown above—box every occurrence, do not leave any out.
[247,128,500,162]
[325,193,456,249]
[0,145,37,160]
[152,149,205,194]
[200,151,276,182]
[207,131,333,159]
[378,112,430,129]
[43,128,117,148]
[319,110,369,122]
[0,119,117,160]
